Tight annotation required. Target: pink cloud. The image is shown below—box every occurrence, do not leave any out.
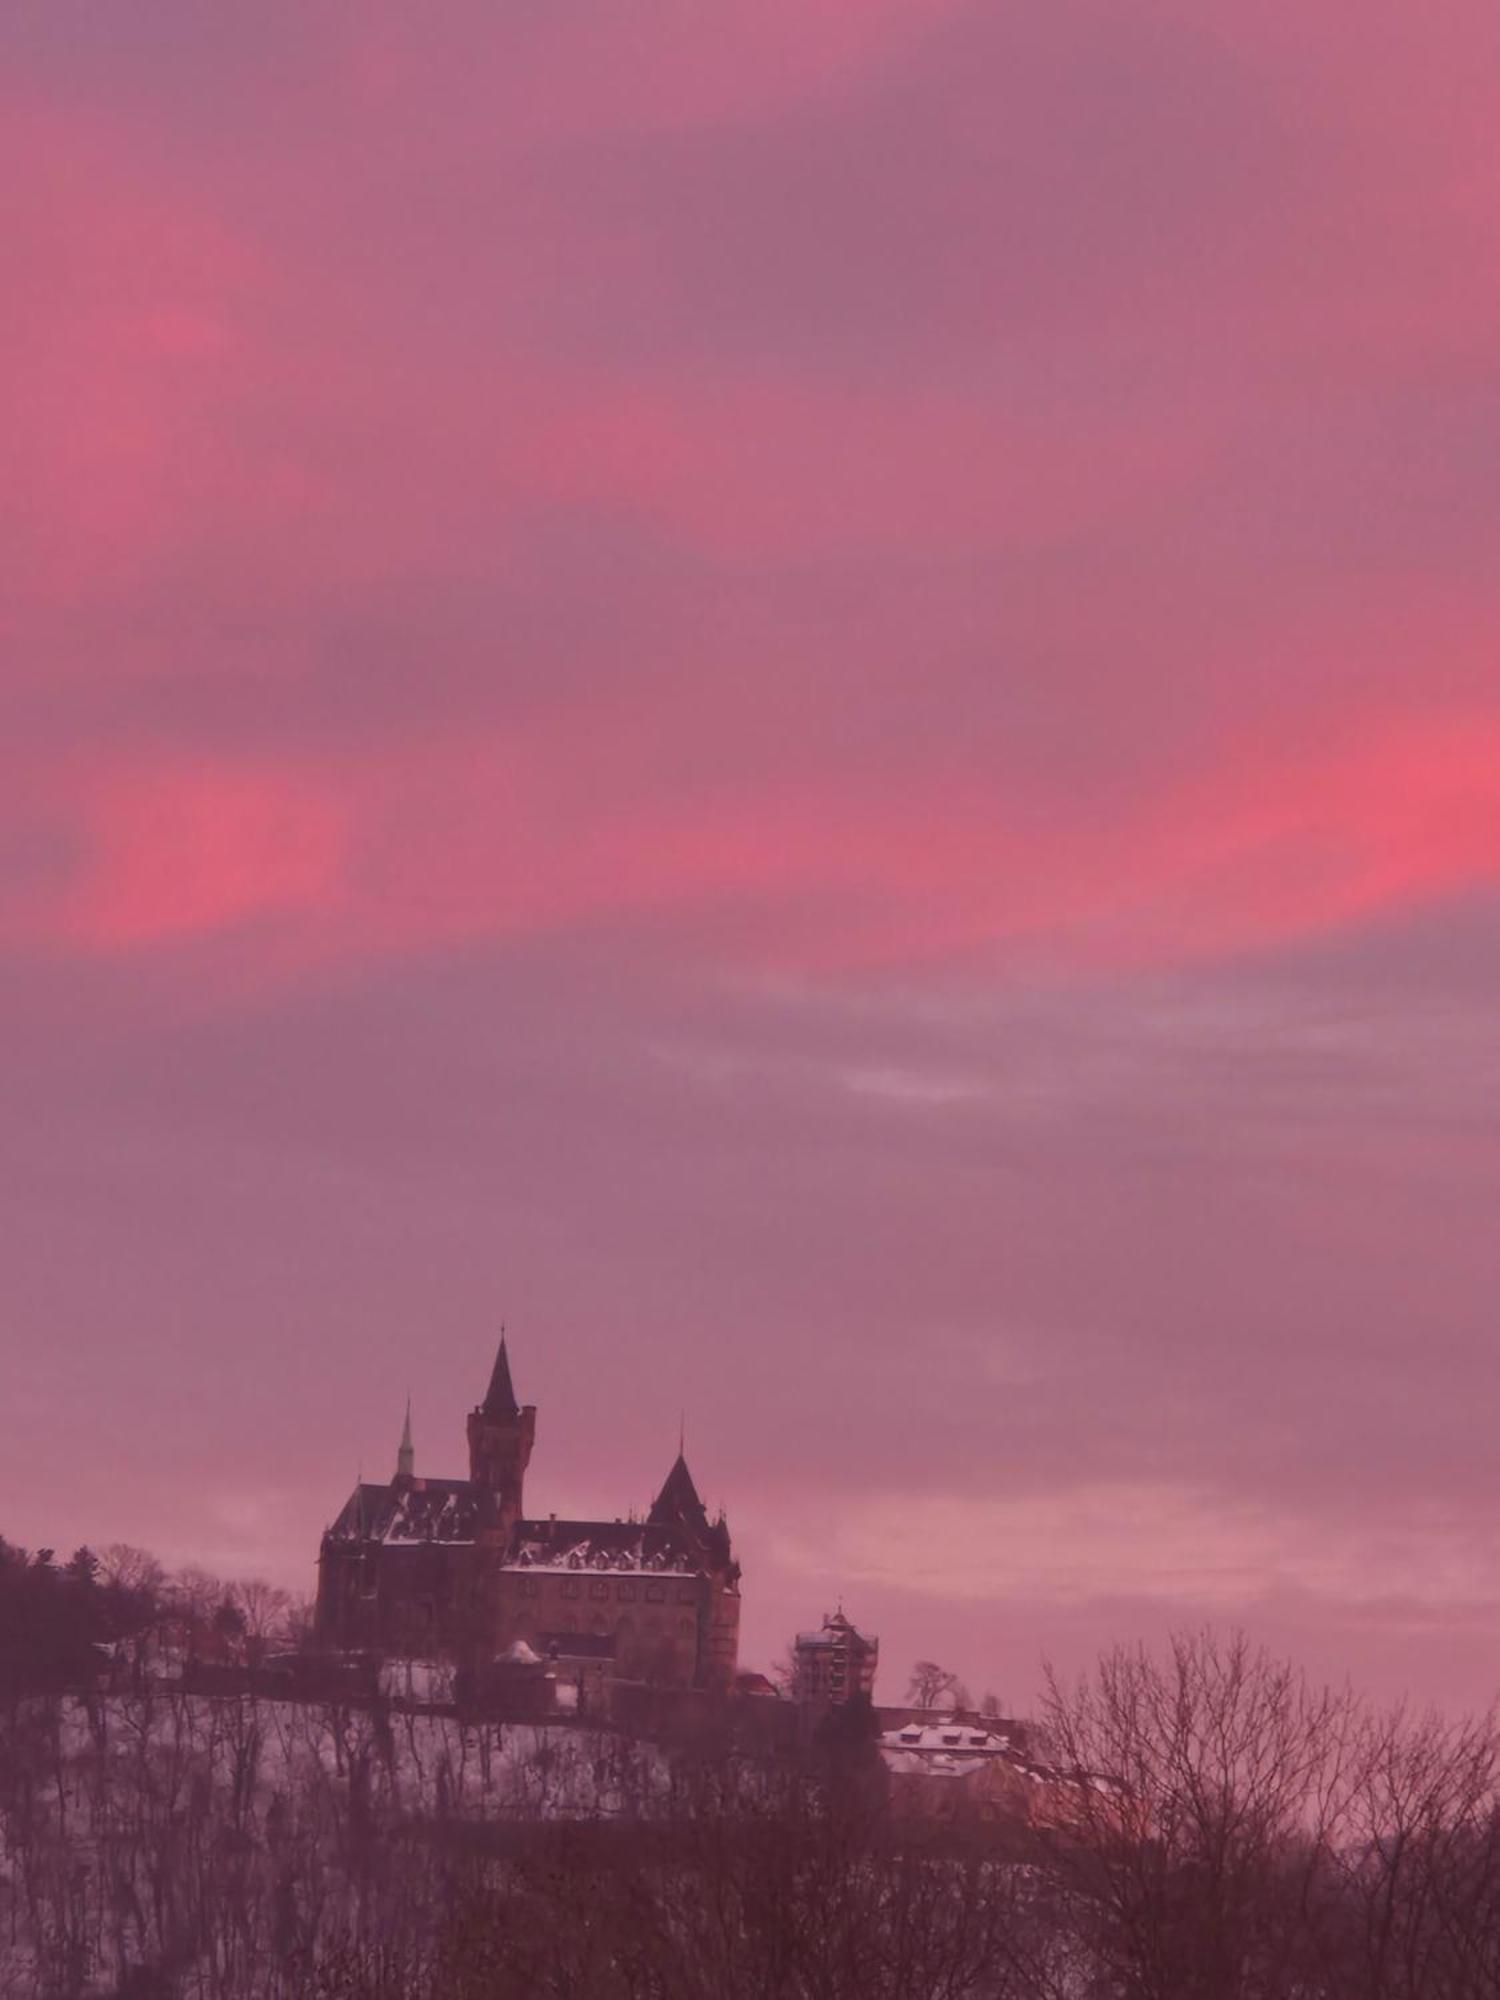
[6,0,1500,1716]
[340,0,957,142]
[15,706,1499,980]
[57,760,349,948]
[2,110,270,609]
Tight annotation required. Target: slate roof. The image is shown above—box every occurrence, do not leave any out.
[649,1451,709,1532]
[797,1610,876,1650]
[480,1336,520,1418]
[508,1519,705,1575]
[323,1484,711,1573]
[327,1479,483,1546]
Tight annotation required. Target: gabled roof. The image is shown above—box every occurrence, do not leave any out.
[326,1479,483,1546]
[480,1335,519,1418]
[323,1486,720,1573]
[507,1518,708,1576]
[648,1451,709,1533]
[797,1610,876,1650]
[882,1720,1014,1755]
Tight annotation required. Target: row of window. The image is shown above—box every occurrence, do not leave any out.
[548,1614,697,1640]
[515,1576,697,1605]
[344,1568,700,1613]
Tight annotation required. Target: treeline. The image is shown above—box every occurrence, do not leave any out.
[302,1634,1500,1999]
[7,1573,1500,1996]
[0,1678,660,1999]
[0,1537,306,1689]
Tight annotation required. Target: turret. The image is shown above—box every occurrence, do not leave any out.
[650,1449,736,1571]
[466,1335,536,1539]
[649,1450,711,1541]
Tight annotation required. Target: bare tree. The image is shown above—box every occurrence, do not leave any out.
[906,1659,967,1710]
[234,1578,295,1663]
[1324,1700,1500,2000]
[1038,1627,1364,2000]
[766,1644,799,1695]
[99,1543,166,1596]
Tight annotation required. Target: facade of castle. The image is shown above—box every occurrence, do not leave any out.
[315,1340,740,1691]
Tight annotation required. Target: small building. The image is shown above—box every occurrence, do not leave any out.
[879,1715,1019,1768]
[792,1608,878,1707]
[878,1714,1081,1826]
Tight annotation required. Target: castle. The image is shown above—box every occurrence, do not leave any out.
[315,1339,741,1692]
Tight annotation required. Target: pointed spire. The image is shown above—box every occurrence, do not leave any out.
[481,1328,520,1417]
[649,1449,708,1531]
[396,1397,414,1480]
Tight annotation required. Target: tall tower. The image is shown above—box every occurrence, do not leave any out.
[395,1399,414,1483]
[466,1336,536,1541]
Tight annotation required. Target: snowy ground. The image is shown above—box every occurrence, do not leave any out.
[0,1689,667,1998]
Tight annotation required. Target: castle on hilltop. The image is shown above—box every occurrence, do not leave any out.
[315,1339,741,1692]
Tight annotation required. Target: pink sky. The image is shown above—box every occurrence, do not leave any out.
[6,0,1500,1711]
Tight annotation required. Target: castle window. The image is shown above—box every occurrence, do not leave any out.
[520,1576,539,1598]
[562,1578,581,1599]
[617,1581,637,1603]
[588,1579,608,1601]
[645,1583,664,1604]
[675,1586,696,1605]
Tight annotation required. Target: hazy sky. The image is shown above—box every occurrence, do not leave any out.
[6,1,1500,1711]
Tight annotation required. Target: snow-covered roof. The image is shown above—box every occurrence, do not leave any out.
[324,1486,710,1573]
[506,1522,704,1576]
[880,1719,1014,1756]
[796,1610,875,1649]
[325,1478,481,1546]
